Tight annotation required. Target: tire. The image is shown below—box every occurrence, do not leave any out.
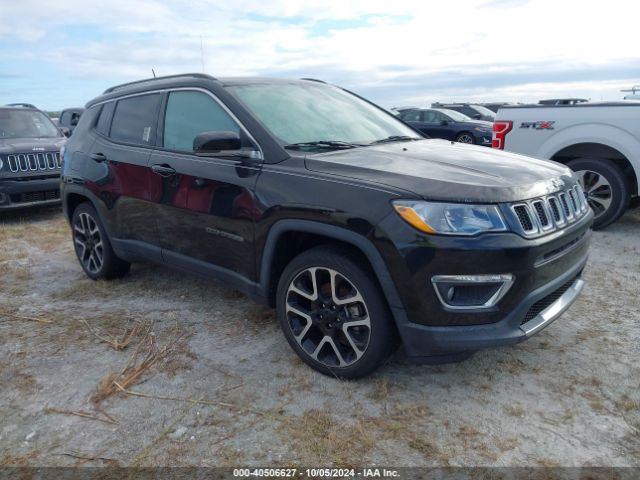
[276,245,398,379]
[567,158,630,230]
[455,132,474,144]
[71,202,131,280]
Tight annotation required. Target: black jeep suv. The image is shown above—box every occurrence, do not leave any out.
[61,74,593,378]
[0,106,66,210]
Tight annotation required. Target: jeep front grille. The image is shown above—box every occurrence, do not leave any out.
[6,152,62,173]
[509,185,589,237]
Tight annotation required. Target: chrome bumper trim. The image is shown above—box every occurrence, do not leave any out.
[521,278,584,336]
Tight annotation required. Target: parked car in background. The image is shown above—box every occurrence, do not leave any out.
[621,86,640,101]
[58,108,84,135]
[399,108,492,145]
[431,102,496,122]
[538,98,588,106]
[0,105,66,210]
[479,102,516,113]
[62,73,591,378]
[493,101,639,229]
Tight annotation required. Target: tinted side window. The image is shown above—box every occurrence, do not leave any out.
[460,107,476,117]
[401,110,421,122]
[422,111,442,123]
[110,94,161,145]
[163,91,239,152]
[96,102,115,136]
[71,105,100,138]
[60,111,71,126]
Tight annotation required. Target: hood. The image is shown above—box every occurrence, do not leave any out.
[0,137,66,155]
[305,139,575,203]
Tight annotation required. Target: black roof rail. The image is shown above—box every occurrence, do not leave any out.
[300,78,327,84]
[5,103,37,108]
[103,73,217,94]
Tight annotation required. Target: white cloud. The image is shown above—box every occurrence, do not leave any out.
[0,0,638,108]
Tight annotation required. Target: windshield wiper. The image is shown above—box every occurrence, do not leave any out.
[284,140,366,151]
[369,135,422,145]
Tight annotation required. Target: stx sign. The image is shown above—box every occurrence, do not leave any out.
[520,121,555,130]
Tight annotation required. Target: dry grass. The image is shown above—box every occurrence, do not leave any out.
[368,378,391,400]
[280,409,376,466]
[615,395,640,413]
[91,329,182,404]
[504,404,526,417]
[82,317,153,351]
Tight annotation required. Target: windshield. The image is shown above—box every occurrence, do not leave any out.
[0,109,61,139]
[227,82,421,148]
[436,108,472,122]
[471,105,496,119]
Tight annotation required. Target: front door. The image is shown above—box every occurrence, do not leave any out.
[148,89,262,282]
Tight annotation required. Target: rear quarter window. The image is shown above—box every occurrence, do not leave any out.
[72,105,100,137]
[96,102,115,136]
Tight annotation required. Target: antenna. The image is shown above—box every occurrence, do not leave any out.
[200,36,205,73]
[152,68,157,78]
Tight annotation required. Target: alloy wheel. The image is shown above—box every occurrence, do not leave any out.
[575,169,613,218]
[73,212,104,274]
[457,134,473,144]
[285,267,371,368]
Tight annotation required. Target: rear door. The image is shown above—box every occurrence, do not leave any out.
[148,89,261,282]
[87,93,162,258]
[400,110,429,133]
[420,110,455,140]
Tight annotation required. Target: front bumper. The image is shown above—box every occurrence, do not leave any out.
[472,132,492,146]
[395,255,586,359]
[375,207,593,359]
[0,176,61,210]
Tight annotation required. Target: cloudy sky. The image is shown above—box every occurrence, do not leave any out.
[1,0,638,111]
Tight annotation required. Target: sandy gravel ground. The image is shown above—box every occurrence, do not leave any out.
[0,207,638,467]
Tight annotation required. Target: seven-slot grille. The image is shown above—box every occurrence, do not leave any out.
[509,185,589,237]
[5,152,62,173]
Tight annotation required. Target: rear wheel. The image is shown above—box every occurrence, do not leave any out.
[72,202,130,280]
[567,158,629,229]
[455,132,474,144]
[276,245,398,379]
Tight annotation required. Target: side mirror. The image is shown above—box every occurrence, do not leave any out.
[193,131,261,160]
[60,127,71,137]
[440,120,449,126]
[472,114,482,120]
[70,117,79,126]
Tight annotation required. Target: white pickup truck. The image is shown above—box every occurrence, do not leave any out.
[493,102,639,229]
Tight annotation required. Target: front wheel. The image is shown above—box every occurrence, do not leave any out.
[276,246,398,379]
[567,158,630,230]
[455,132,474,144]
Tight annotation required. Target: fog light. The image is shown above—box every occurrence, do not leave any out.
[431,274,514,310]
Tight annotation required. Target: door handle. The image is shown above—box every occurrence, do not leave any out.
[90,153,107,163]
[151,164,176,177]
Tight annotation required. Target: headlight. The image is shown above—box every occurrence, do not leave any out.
[474,127,491,133]
[392,201,508,236]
